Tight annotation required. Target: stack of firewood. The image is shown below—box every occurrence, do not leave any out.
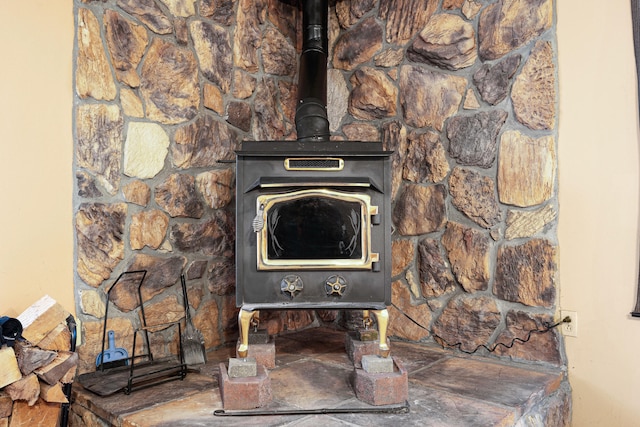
[0,296,78,427]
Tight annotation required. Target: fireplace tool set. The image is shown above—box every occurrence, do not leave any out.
[78,270,189,396]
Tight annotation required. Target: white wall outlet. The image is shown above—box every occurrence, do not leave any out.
[560,310,578,337]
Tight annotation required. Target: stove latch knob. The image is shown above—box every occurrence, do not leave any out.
[281,275,303,298]
[325,275,347,297]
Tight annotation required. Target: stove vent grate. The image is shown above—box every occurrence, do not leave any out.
[285,158,344,171]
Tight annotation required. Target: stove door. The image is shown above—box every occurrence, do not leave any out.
[255,189,379,271]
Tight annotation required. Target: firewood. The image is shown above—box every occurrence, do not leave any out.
[4,374,39,406]
[33,351,78,386]
[0,418,7,427]
[0,347,21,388]
[36,323,71,351]
[13,342,57,376]
[59,364,77,385]
[0,391,12,418]
[8,399,60,427]
[16,295,69,346]
[38,382,68,404]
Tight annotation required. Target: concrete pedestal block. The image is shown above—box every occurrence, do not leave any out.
[345,331,390,368]
[352,357,408,406]
[236,337,276,369]
[218,363,272,410]
[228,357,257,378]
[361,354,394,373]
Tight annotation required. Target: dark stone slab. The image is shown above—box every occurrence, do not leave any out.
[411,357,563,416]
[447,109,508,168]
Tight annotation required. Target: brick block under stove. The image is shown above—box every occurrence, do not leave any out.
[351,356,408,406]
[218,362,272,410]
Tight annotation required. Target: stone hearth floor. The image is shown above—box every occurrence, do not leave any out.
[70,327,570,426]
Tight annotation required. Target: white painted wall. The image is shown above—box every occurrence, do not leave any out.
[557,0,640,425]
[0,0,74,317]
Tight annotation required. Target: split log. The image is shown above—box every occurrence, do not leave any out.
[0,347,21,388]
[60,364,77,385]
[16,295,69,346]
[13,342,57,375]
[8,399,60,427]
[36,323,71,352]
[0,418,7,427]
[39,382,68,404]
[0,392,12,417]
[33,351,78,385]
[4,374,39,406]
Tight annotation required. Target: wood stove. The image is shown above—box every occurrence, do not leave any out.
[234,0,392,358]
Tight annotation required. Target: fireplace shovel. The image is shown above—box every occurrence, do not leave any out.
[180,275,207,366]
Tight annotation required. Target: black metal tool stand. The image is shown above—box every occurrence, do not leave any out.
[79,270,187,396]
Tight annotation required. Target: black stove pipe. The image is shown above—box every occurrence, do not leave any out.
[295,0,330,142]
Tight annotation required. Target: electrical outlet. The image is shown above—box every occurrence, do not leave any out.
[560,310,578,337]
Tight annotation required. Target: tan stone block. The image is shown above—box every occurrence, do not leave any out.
[399,65,466,131]
[418,238,456,299]
[234,0,262,72]
[140,39,200,124]
[380,0,438,45]
[203,83,224,114]
[512,41,556,130]
[158,0,195,17]
[349,67,397,120]
[478,0,553,60]
[505,204,557,240]
[122,180,150,206]
[123,122,170,179]
[76,8,116,100]
[75,104,123,195]
[333,17,382,70]
[120,88,144,118]
[118,0,173,34]
[140,295,183,332]
[104,10,148,88]
[388,281,431,341]
[391,239,414,278]
[191,20,232,92]
[232,70,256,99]
[432,295,500,353]
[442,222,491,292]
[409,14,477,70]
[129,209,169,250]
[392,184,446,236]
[498,130,556,207]
[75,203,126,288]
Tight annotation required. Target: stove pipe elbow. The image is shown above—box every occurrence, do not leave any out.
[296,0,330,142]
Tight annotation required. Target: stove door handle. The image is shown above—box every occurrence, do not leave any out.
[252,204,265,232]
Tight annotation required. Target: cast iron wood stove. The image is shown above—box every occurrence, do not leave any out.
[235,0,392,358]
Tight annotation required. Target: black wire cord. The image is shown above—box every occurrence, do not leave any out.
[391,302,569,355]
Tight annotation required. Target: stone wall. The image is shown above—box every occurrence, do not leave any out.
[73,0,561,373]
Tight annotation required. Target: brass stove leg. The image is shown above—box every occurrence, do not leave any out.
[372,309,390,358]
[362,310,372,329]
[237,308,257,358]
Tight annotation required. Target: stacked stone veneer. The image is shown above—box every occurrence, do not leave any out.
[73,0,562,374]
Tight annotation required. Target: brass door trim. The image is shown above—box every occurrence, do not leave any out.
[256,189,376,271]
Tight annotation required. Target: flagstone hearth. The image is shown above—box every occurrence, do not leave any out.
[69,328,570,427]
